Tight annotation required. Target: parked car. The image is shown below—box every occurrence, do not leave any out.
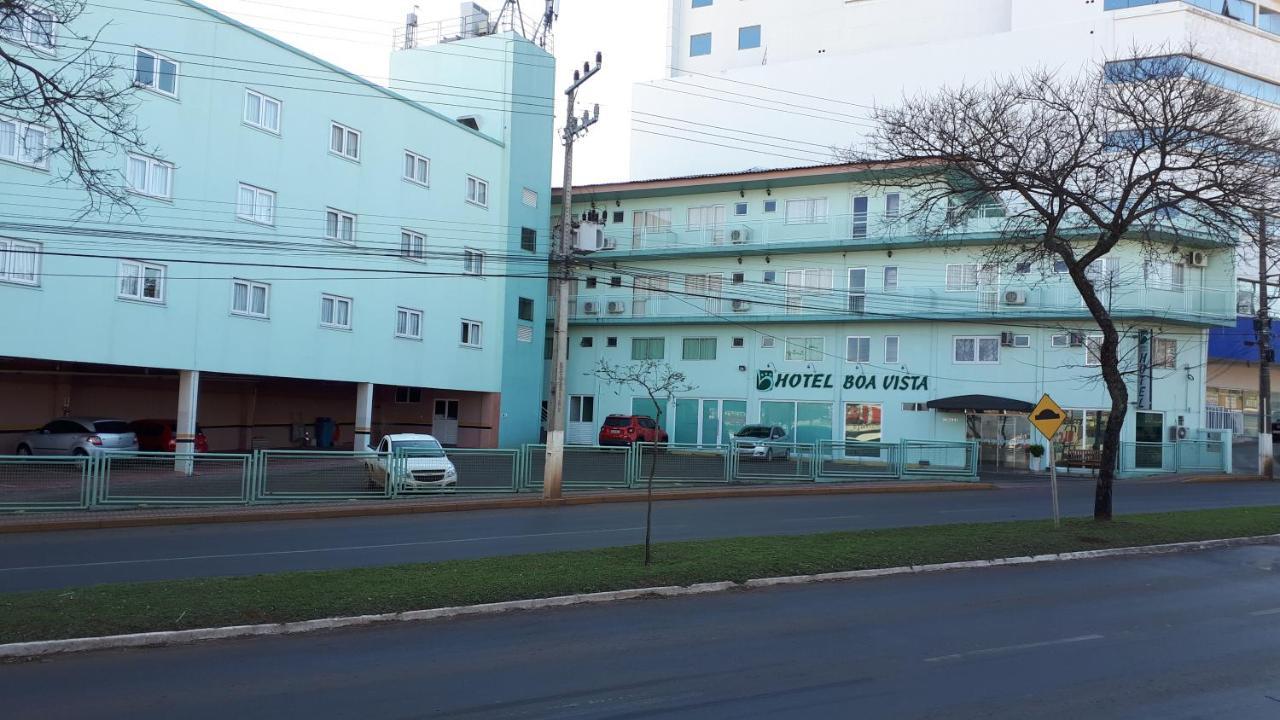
[129,419,209,453]
[732,424,790,460]
[598,414,669,446]
[364,434,458,489]
[15,418,138,456]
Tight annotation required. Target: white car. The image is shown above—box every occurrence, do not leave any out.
[365,434,458,489]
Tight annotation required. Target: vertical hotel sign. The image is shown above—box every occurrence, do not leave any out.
[1136,330,1152,411]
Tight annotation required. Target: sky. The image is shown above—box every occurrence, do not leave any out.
[202,0,668,184]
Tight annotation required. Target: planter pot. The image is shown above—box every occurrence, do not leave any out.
[1028,455,1044,472]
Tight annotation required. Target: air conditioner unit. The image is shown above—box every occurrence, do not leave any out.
[598,236,617,251]
[729,226,752,244]
[1069,333,1085,347]
[606,300,626,314]
[1187,251,1208,267]
[1003,290,1028,306]
[1000,331,1015,347]
[731,299,751,312]
[572,222,605,253]
[583,301,600,315]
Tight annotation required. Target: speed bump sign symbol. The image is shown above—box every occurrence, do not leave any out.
[1030,394,1066,439]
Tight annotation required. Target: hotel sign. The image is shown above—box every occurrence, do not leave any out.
[756,369,929,392]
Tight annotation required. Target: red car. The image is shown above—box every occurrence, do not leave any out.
[598,415,668,446]
[129,419,210,453]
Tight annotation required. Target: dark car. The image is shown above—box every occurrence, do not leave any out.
[598,415,669,446]
[129,419,210,453]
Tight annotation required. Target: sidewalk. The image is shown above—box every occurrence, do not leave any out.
[0,481,994,534]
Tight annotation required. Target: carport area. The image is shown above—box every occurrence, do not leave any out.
[0,358,501,454]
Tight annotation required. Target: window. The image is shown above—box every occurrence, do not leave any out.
[731,272,744,284]
[396,307,422,339]
[0,238,40,286]
[403,150,429,186]
[761,336,775,348]
[0,115,48,168]
[738,25,761,50]
[125,154,172,199]
[883,266,898,291]
[1052,333,1071,348]
[687,205,726,243]
[786,337,824,362]
[1013,334,1031,348]
[785,198,827,224]
[522,187,538,208]
[689,32,712,57]
[884,336,900,364]
[1085,334,1104,366]
[954,336,1000,364]
[517,227,537,253]
[606,336,618,348]
[632,337,665,360]
[763,270,776,284]
[231,280,269,318]
[848,268,866,313]
[903,402,928,412]
[518,297,534,322]
[682,337,717,360]
[461,319,482,347]
[400,229,425,261]
[134,48,178,97]
[610,276,623,287]
[1053,259,1070,274]
[584,277,597,289]
[329,122,360,160]
[518,325,534,343]
[395,387,422,403]
[850,195,869,238]
[846,336,871,363]
[1015,261,1033,274]
[325,208,356,244]
[885,193,901,220]
[764,199,777,213]
[731,337,745,349]
[1154,338,1177,369]
[466,175,489,207]
[236,183,275,225]
[1146,260,1185,290]
[1,4,55,50]
[734,202,748,216]
[580,336,594,348]
[692,0,712,6]
[570,395,595,424]
[632,209,672,245]
[946,263,981,291]
[243,90,281,133]
[319,293,351,329]
[117,260,165,303]
[463,248,484,275]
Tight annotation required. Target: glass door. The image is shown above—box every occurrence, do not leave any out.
[1135,410,1164,469]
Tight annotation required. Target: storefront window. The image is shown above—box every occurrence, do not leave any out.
[844,403,882,457]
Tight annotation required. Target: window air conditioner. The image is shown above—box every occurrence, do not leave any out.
[598,236,617,251]
[729,226,752,244]
[1187,251,1208,267]
[1000,331,1015,347]
[1069,333,1084,347]
[606,300,626,314]
[731,299,751,312]
[583,301,600,315]
[1003,290,1027,305]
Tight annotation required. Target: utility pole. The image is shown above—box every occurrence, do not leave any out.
[1259,213,1273,479]
[544,52,601,499]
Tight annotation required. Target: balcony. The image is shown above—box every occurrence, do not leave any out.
[585,209,1221,260]
[557,280,1237,326]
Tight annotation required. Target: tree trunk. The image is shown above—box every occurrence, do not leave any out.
[644,407,661,566]
[1068,259,1128,521]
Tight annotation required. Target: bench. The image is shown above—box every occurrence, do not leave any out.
[1060,448,1101,469]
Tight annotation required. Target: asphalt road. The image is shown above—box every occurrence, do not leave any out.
[2,479,1277,593]
[4,544,1279,719]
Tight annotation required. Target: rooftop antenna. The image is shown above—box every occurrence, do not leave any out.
[532,0,557,48]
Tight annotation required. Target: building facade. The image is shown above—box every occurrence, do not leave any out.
[550,164,1235,469]
[1205,279,1279,435]
[633,0,1280,179]
[0,1,554,451]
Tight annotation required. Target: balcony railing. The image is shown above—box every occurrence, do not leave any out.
[393,10,551,51]
[558,281,1236,323]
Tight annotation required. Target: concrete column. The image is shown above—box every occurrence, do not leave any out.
[354,382,374,450]
[175,370,200,475]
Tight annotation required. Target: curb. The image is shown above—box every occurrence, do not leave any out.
[1180,475,1270,484]
[0,482,996,534]
[3,533,1276,660]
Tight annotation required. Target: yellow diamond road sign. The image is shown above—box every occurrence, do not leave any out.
[1030,394,1066,440]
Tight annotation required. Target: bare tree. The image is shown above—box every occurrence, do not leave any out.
[589,359,695,565]
[853,51,1280,520]
[2,1,153,212]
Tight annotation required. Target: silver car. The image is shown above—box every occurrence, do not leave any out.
[16,418,138,456]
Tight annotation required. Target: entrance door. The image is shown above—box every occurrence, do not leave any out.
[432,399,459,445]
[567,395,595,445]
[1135,410,1164,469]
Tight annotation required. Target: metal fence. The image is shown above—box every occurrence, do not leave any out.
[815,441,902,481]
[256,449,392,502]
[632,444,731,486]
[96,451,253,506]
[728,443,816,483]
[0,455,93,510]
[522,444,632,491]
[900,440,980,480]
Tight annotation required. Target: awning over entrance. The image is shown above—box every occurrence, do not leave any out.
[926,395,1035,413]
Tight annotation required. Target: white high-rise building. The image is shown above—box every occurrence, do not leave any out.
[631,0,1280,179]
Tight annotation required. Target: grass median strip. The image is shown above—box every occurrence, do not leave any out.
[3,506,1278,644]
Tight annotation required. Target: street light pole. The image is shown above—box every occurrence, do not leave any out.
[544,52,601,499]
[1258,213,1273,480]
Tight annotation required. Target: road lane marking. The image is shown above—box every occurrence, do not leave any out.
[0,527,647,573]
[924,634,1104,663]
[1249,607,1280,616]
